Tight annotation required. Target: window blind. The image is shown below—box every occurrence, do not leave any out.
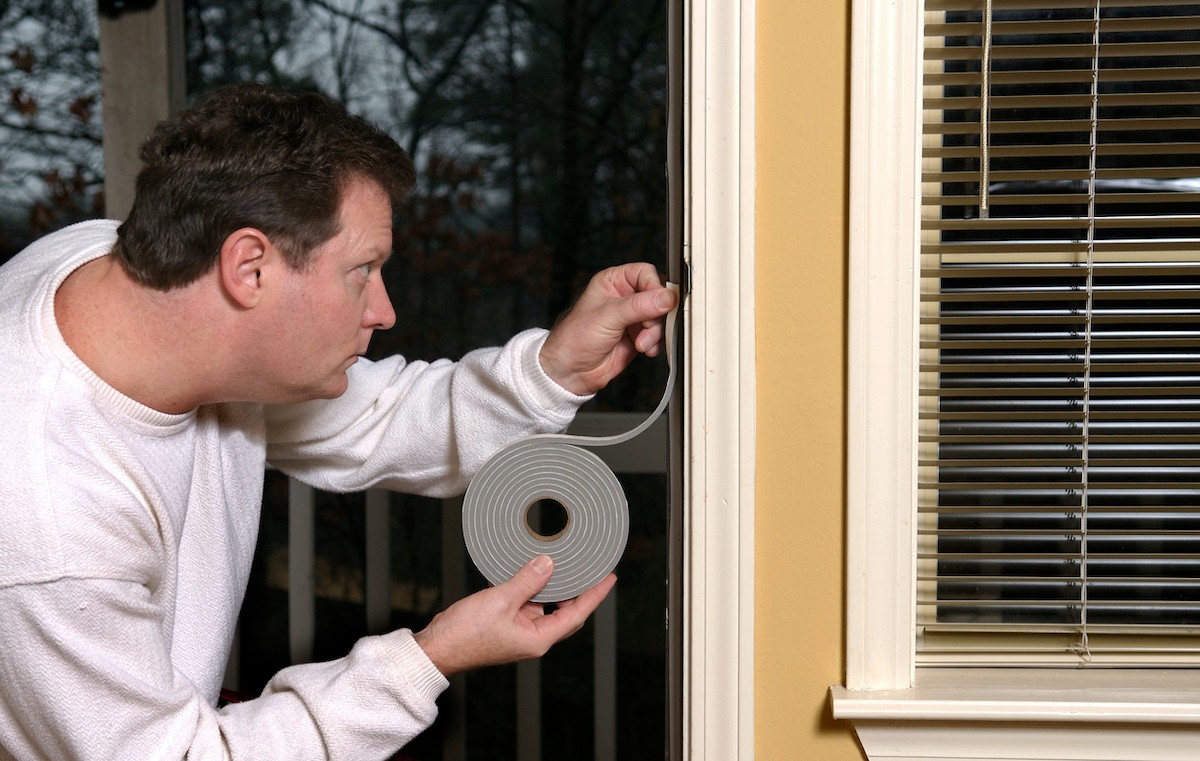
[918,0,1200,666]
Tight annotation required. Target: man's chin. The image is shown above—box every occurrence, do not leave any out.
[295,372,351,403]
[274,362,355,404]
[322,373,351,399]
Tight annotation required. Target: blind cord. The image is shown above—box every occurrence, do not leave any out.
[1073,0,1103,665]
[980,0,993,219]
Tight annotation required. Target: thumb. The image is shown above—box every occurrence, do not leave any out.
[503,554,554,602]
[615,285,677,331]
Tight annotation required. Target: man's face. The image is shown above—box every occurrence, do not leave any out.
[270,178,397,401]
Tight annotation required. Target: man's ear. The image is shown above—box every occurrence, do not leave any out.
[219,228,274,308]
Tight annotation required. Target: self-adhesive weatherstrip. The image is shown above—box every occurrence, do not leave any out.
[461,439,628,602]
[462,283,681,603]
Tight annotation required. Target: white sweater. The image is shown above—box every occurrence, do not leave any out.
[0,221,585,760]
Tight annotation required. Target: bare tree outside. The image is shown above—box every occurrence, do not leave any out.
[261,0,671,395]
[0,0,102,259]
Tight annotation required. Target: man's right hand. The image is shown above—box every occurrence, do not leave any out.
[412,555,616,677]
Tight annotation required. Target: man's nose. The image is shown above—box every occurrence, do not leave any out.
[366,278,396,330]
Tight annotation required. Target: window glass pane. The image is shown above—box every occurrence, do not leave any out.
[921,1,1200,666]
[0,0,103,262]
[185,0,673,753]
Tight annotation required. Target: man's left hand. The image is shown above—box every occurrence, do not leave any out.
[538,263,678,397]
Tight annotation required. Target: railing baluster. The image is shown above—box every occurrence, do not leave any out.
[364,488,391,634]
[517,659,542,761]
[287,478,315,665]
[594,592,617,761]
[223,623,241,693]
[442,496,468,761]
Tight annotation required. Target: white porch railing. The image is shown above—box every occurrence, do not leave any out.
[229,412,667,760]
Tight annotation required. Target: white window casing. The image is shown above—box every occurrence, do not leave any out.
[683,0,756,759]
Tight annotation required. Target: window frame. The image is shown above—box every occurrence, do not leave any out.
[682,0,757,758]
[832,0,1200,758]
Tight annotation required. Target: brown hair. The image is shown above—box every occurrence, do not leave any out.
[114,83,415,290]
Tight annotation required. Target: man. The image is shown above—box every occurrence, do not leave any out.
[0,84,677,760]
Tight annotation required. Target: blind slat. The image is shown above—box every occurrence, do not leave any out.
[927,66,1200,87]
[929,16,1200,36]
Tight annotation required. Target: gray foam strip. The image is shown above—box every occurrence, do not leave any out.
[462,285,680,603]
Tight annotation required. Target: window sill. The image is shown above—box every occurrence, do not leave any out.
[830,669,1200,761]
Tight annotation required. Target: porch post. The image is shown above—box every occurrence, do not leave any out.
[97,0,186,220]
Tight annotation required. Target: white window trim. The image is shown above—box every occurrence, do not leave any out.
[683,0,756,759]
[831,0,1200,758]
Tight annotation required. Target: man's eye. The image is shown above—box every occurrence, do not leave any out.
[357,263,372,278]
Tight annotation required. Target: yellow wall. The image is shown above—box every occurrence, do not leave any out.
[755,1,862,758]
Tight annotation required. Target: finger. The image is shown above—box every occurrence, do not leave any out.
[535,574,617,641]
[517,600,547,621]
[631,320,667,355]
[593,263,663,300]
[609,286,676,336]
[621,262,665,294]
[501,555,554,605]
[559,573,617,612]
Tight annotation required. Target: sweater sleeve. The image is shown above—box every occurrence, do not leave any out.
[262,328,590,497]
[0,577,447,761]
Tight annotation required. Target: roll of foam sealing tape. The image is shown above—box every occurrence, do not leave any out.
[462,284,680,603]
